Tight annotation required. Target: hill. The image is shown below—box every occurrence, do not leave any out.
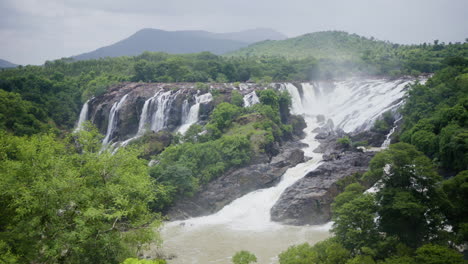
[226,31,394,60]
[0,58,17,68]
[73,28,286,61]
[227,31,467,76]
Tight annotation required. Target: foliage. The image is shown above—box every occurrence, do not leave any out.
[209,102,243,131]
[231,90,245,107]
[149,134,251,201]
[0,128,161,263]
[121,258,167,264]
[400,63,468,173]
[337,136,352,148]
[414,244,465,264]
[228,31,468,77]
[278,239,350,264]
[278,243,316,264]
[0,89,48,135]
[232,250,257,264]
[371,111,395,134]
[332,184,379,254]
[441,170,468,242]
[365,143,445,248]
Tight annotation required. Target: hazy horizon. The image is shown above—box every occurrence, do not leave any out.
[1,0,467,65]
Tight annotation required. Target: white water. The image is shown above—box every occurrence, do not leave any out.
[158,78,419,263]
[150,90,174,132]
[117,90,183,149]
[243,91,260,107]
[102,94,128,145]
[74,99,90,132]
[178,93,213,134]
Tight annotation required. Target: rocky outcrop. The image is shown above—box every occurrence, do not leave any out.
[88,83,197,141]
[167,142,306,220]
[270,150,374,225]
[86,82,272,144]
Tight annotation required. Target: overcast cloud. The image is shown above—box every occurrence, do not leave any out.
[1,0,467,65]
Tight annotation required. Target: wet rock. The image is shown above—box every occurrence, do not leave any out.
[167,142,305,220]
[270,151,374,225]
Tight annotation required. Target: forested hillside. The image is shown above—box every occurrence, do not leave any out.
[228,31,468,76]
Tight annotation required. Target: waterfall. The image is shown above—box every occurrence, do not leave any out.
[150,90,173,132]
[180,99,190,126]
[74,99,90,132]
[381,116,403,148]
[135,89,183,136]
[283,83,305,115]
[168,78,418,229]
[102,94,129,145]
[160,78,422,263]
[243,91,260,107]
[178,92,213,134]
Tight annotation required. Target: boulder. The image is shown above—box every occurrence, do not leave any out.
[270,151,374,225]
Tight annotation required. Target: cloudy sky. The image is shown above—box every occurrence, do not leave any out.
[1,0,467,65]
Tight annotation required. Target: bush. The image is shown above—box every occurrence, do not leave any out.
[232,250,257,264]
[231,90,244,107]
[337,136,352,148]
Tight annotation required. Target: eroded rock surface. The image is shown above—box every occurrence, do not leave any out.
[270,150,374,225]
[167,142,306,220]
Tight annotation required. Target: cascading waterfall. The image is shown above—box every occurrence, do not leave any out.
[159,78,420,264]
[150,90,175,132]
[381,116,403,148]
[102,94,129,145]
[243,91,260,107]
[74,99,90,132]
[117,90,181,149]
[178,92,213,134]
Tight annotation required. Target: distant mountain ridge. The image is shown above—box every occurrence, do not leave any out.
[73,28,286,61]
[0,59,17,68]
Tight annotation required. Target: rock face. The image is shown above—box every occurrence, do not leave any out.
[85,82,272,144]
[270,150,374,225]
[167,142,306,220]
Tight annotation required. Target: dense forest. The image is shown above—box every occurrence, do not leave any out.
[228,31,468,76]
[0,31,467,263]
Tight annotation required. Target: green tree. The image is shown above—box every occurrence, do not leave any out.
[232,250,257,264]
[279,243,316,264]
[332,184,379,255]
[0,90,46,135]
[121,258,166,264]
[414,244,464,264]
[257,89,279,110]
[439,123,468,171]
[210,102,243,131]
[441,170,468,242]
[365,143,445,248]
[231,90,244,107]
[278,239,350,264]
[410,130,438,157]
[0,129,160,263]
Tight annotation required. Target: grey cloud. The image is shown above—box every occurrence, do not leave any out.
[0,0,467,65]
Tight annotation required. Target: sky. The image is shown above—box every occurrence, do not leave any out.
[1,0,467,65]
